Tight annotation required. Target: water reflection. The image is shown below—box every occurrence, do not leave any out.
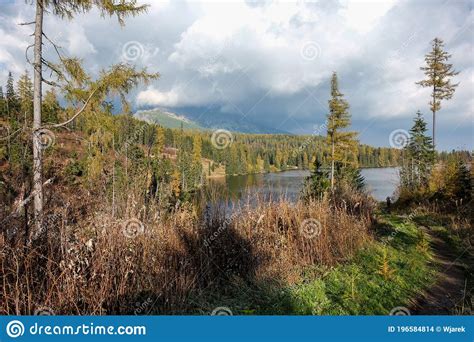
[199,168,399,212]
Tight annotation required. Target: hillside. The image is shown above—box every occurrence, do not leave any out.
[134,108,204,130]
[134,107,290,134]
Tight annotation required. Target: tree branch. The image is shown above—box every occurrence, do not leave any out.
[19,21,36,26]
[25,44,34,66]
[42,87,98,129]
[0,127,23,141]
[41,57,62,77]
[43,31,65,62]
[41,77,59,87]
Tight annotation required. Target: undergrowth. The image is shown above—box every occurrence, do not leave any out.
[189,214,436,315]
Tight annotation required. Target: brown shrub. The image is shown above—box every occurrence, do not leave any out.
[1,193,372,314]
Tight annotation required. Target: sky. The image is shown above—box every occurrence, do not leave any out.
[0,0,473,151]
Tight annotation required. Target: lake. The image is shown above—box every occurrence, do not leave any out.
[206,167,399,206]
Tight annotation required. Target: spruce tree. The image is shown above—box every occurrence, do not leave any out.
[417,38,459,148]
[42,89,61,123]
[192,135,203,187]
[0,86,5,118]
[6,71,18,117]
[304,157,330,199]
[401,111,435,190]
[17,71,34,124]
[335,164,365,191]
[326,72,358,189]
[452,159,472,203]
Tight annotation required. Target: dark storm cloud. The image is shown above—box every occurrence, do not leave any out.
[0,0,472,150]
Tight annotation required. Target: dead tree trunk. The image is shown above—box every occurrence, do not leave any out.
[32,0,44,236]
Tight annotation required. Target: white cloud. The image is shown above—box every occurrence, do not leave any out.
[341,0,396,33]
[0,0,472,149]
[64,23,97,57]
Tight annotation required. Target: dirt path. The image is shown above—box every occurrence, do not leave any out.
[410,226,471,315]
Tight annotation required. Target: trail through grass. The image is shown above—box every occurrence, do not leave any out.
[192,213,438,315]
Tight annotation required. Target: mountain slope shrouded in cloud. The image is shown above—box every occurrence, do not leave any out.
[134,108,204,130]
[134,107,291,134]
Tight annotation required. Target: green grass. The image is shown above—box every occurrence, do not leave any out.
[190,214,437,315]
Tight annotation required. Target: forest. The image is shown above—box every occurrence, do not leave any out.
[0,70,402,200]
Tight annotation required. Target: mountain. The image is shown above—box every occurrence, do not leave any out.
[134,108,204,130]
[134,107,290,134]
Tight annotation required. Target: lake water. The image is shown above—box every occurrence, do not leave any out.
[206,167,399,205]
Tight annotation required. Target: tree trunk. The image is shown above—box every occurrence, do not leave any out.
[32,0,44,236]
[432,85,436,149]
[330,138,335,190]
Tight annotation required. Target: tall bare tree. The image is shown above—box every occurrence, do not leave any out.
[416,38,459,148]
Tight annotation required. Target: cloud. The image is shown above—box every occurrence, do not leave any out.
[0,0,472,150]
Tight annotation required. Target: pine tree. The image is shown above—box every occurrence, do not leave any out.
[451,159,472,203]
[17,71,34,124]
[155,126,165,155]
[42,88,61,123]
[335,164,365,191]
[263,154,270,172]
[6,71,18,117]
[401,111,435,190]
[304,157,330,199]
[192,135,203,187]
[326,72,358,189]
[0,86,5,118]
[417,38,459,148]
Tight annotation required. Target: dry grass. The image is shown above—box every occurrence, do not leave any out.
[0,185,375,315]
